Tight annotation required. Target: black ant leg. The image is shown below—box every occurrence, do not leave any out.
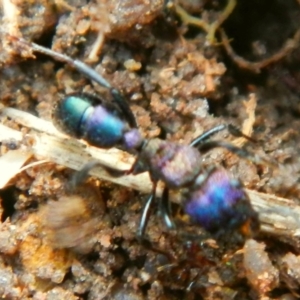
[110,88,137,128]
[137,182,157,239]
[28,42,112,88]
[190,124,255,148]
[19,39,137,128]
[190,124,227,147]
[68,161,130,190]
[68,157,160,240]
[160,187,176,230]
[227,124,257,143]
[69,160,157,240]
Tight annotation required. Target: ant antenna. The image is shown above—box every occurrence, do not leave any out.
[16,38,137,128]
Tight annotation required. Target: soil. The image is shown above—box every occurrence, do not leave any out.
[1,0,300,299]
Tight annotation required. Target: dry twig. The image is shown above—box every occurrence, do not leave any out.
[220,28,300,73]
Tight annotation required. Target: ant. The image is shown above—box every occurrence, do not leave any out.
[15,37,260,240]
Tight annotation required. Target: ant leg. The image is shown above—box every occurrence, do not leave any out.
[136,182,157,239]
[110,88,137,128]
[68,153,147,190]
[227,124,257,143]
[190,124,256,148]
[27,42,112,89]
[68,161,130,190]
[67,157,158,239]
[160,187,176,230]
[190,124,227,147]
[16,38,137,128]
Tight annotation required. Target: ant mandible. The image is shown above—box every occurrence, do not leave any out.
[16,38,260,239]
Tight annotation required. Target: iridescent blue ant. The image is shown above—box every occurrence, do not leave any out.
[24,39,260,238]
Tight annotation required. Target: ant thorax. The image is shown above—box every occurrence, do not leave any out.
[140,138,203,189]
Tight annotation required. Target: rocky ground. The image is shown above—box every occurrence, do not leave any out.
[1,0,300,299]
